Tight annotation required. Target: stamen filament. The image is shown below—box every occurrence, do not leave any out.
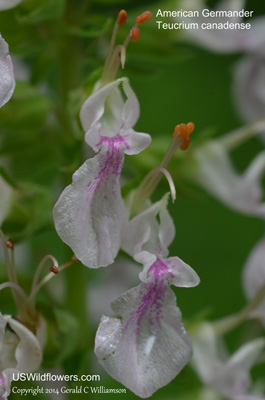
[219,118,265,151]
[31,254,59,296]
[27,258,77,304]
[213,280,265,336]
[132,123,194,212]
[0,281,28,303]
[102,11,127,83]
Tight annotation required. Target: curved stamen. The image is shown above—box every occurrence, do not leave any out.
[27,257,76,304]
[0,281,28,303]
[31,254,59,296]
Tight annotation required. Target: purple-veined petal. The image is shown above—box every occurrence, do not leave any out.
[0,0,21,10]
[95,273,192,398]
[53,139,128,268]
[0,34,15,108]
[243,237,265,325]
[138,256,200,288]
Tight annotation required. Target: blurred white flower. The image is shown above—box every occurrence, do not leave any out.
[193,142,265,217]
[243,237,265,325]
[192,323,265,400]
[0,177,12,225]
[0,34,15,108]
[0,0,22,10]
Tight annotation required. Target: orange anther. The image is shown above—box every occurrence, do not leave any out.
[136,11,152,24]
[180,136,191,151]
[49,265,59,274]
[6,239,14,249]
[130,26,140,42]
[117,9,127,25]
[187,122,195,135]
[173,122,195,139]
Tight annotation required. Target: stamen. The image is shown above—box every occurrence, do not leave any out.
[136,11,152,24]
[180,136,191,151]
[27,257,77,304]
[31,254,59,296]
[6,238,14,249]
[130,26,140,42]
[0,281,28,303]
[173,122,195,139]
[117,9,127,25]
[49,265,59,274]
[131,121,195,213]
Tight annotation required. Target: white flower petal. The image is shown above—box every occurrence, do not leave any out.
[95,280,192,398]
[121,194,171,258]
[6,316,42,372]
[228,338,265,373]
[80,79,123,138]
[54,150,127,268]
[243,237,265,325]
[233,53,265,123]
[0,0,21,10]
[80,78,150,154]
[0,313,6,351]
[0,177,12,225]
[192,323,265,400]
[1,368,19,399]
[0,34,15,108]
[180,0,246,53]
[194,142,265,217]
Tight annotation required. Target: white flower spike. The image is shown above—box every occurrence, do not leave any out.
[0,34,15,108]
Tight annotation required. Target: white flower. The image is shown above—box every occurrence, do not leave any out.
[0,34,15,108]
[192,323,265,400]
[95,196,199,397]
[193,142,265,218]
[53,78,151,268]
